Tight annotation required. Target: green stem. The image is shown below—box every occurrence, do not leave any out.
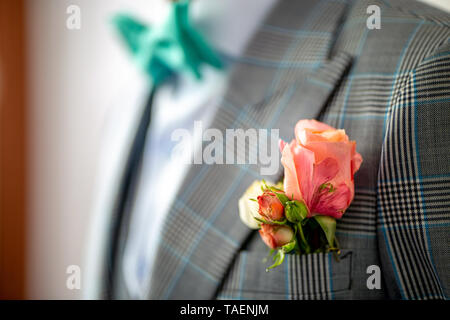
[297,223,311,254]
[331,237,341,262]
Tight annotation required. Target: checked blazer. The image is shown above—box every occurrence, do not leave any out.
[107,0,450,300]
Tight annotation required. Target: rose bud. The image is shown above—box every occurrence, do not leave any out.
[258,191,285,221]
[259,224,295,249]
[238,180,266,229]
[285,199,308,223]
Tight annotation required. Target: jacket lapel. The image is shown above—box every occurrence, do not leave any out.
[148,0,352,299]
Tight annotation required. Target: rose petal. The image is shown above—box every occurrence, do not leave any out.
[319,129,349,142]
[291,142,315,203]
[313,157,339,190]
[259,225,277,249]
[281,141,303,201]
[301,141,353,186]
[299,128,349,145]
[352,148,363,176]
[310,183,352,219]
[295,119,335,135]
[279,139,287,153]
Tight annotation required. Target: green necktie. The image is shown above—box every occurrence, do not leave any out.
[112,0,223,86]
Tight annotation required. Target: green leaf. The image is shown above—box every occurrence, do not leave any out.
[261,179,271,191]
[295,222,311,254]
[281,239,296,253]
[268,184,283,192]
[275,181,284,190]
[262,248,275,263]
[254,217,287,225]
[266,250,285,271]
[285,200,308,223]
[274,192,290,206]
[313,215,336,248]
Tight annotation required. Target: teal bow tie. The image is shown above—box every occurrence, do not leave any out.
[113,0,223,86]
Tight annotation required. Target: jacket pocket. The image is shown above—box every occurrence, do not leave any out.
[217,250,352,300]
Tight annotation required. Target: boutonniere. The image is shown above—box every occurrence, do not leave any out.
[239,120,362,271]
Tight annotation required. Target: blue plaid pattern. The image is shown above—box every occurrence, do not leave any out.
[110,0,450,300]
[378,42,450,299]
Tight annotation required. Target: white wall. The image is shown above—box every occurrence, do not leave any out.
[26,0,166,299]
[417,0,450,13]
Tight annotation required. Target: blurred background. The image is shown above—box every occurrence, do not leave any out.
[1,0,166,299]
[0,0,449,300]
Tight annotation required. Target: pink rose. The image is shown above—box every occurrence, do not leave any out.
[258,191,285,221]
[259,224,294,249]
[279,119,362,219]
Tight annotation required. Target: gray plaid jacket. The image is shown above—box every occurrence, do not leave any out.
[111,0,450,300]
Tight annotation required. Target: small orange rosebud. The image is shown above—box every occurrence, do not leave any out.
[257,191,285,221]
[259,224,294,249]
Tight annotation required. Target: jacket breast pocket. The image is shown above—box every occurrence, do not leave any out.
[217,250,352,300]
